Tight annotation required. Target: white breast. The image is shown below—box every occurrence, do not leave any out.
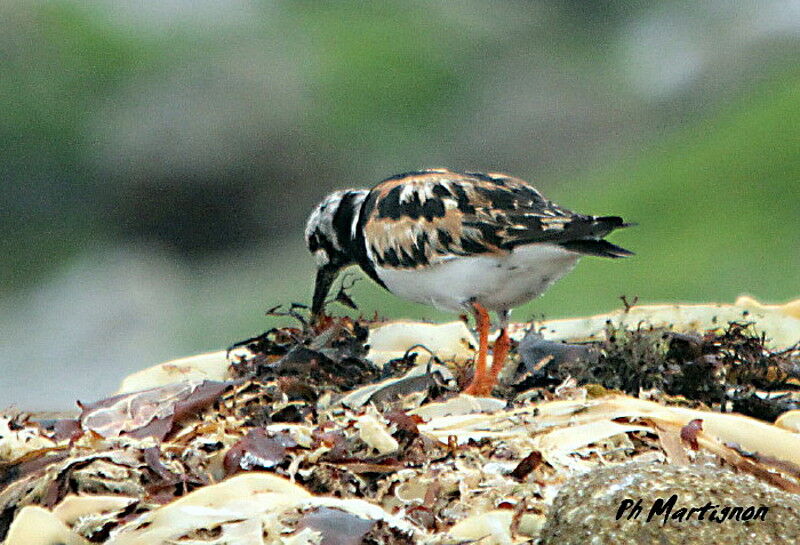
[374,243,581,313]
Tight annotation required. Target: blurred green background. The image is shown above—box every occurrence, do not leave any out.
[1,1,798,409]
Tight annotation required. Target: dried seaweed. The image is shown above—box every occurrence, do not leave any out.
[517,320,800,421]
[2,298,799,544]
[230,314,379,396]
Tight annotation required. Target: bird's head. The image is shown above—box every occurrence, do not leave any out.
[305,189,368,317]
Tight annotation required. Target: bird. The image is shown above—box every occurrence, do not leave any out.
[304,168,633,396]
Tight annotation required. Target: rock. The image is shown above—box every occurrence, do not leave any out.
[539,462,800,545]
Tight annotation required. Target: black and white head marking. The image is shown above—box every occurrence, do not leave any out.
[305,189,367,268]
[305,188,368,315]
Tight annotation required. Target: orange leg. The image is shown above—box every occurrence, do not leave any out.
[465,328,510,396]
[464,302,491,396]
[487,327,510,387]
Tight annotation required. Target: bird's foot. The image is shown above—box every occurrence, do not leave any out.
[464,379,492,397]
[464,326,510,397]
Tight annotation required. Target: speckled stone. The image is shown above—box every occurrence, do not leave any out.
[538,462,800,545]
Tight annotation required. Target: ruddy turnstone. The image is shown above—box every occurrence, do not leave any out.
[305,168,633,396]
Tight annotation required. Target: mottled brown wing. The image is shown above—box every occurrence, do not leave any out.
[358,169,612,270]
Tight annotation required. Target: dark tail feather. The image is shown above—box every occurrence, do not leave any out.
[594,215,626,226]
[593,215,637,230]
[559,239,634,258]
[560,215,634,240]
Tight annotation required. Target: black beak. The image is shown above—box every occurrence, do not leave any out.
[311,264,340,318]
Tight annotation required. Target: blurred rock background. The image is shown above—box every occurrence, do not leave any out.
[1,1,798,410]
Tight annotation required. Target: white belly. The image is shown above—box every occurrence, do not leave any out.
[375,244,581,313]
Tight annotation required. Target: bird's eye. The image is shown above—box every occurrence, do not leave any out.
[314,249,330,266]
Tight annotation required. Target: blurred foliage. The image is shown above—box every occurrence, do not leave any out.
[562,71,800,309]
[0,0,798,338]
[289,3,470,147]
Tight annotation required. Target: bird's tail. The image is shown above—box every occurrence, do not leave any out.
[559,239,634,258]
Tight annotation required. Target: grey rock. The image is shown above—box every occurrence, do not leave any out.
[539,462,800,545]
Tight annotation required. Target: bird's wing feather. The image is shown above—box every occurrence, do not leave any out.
[358,169,629,269]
